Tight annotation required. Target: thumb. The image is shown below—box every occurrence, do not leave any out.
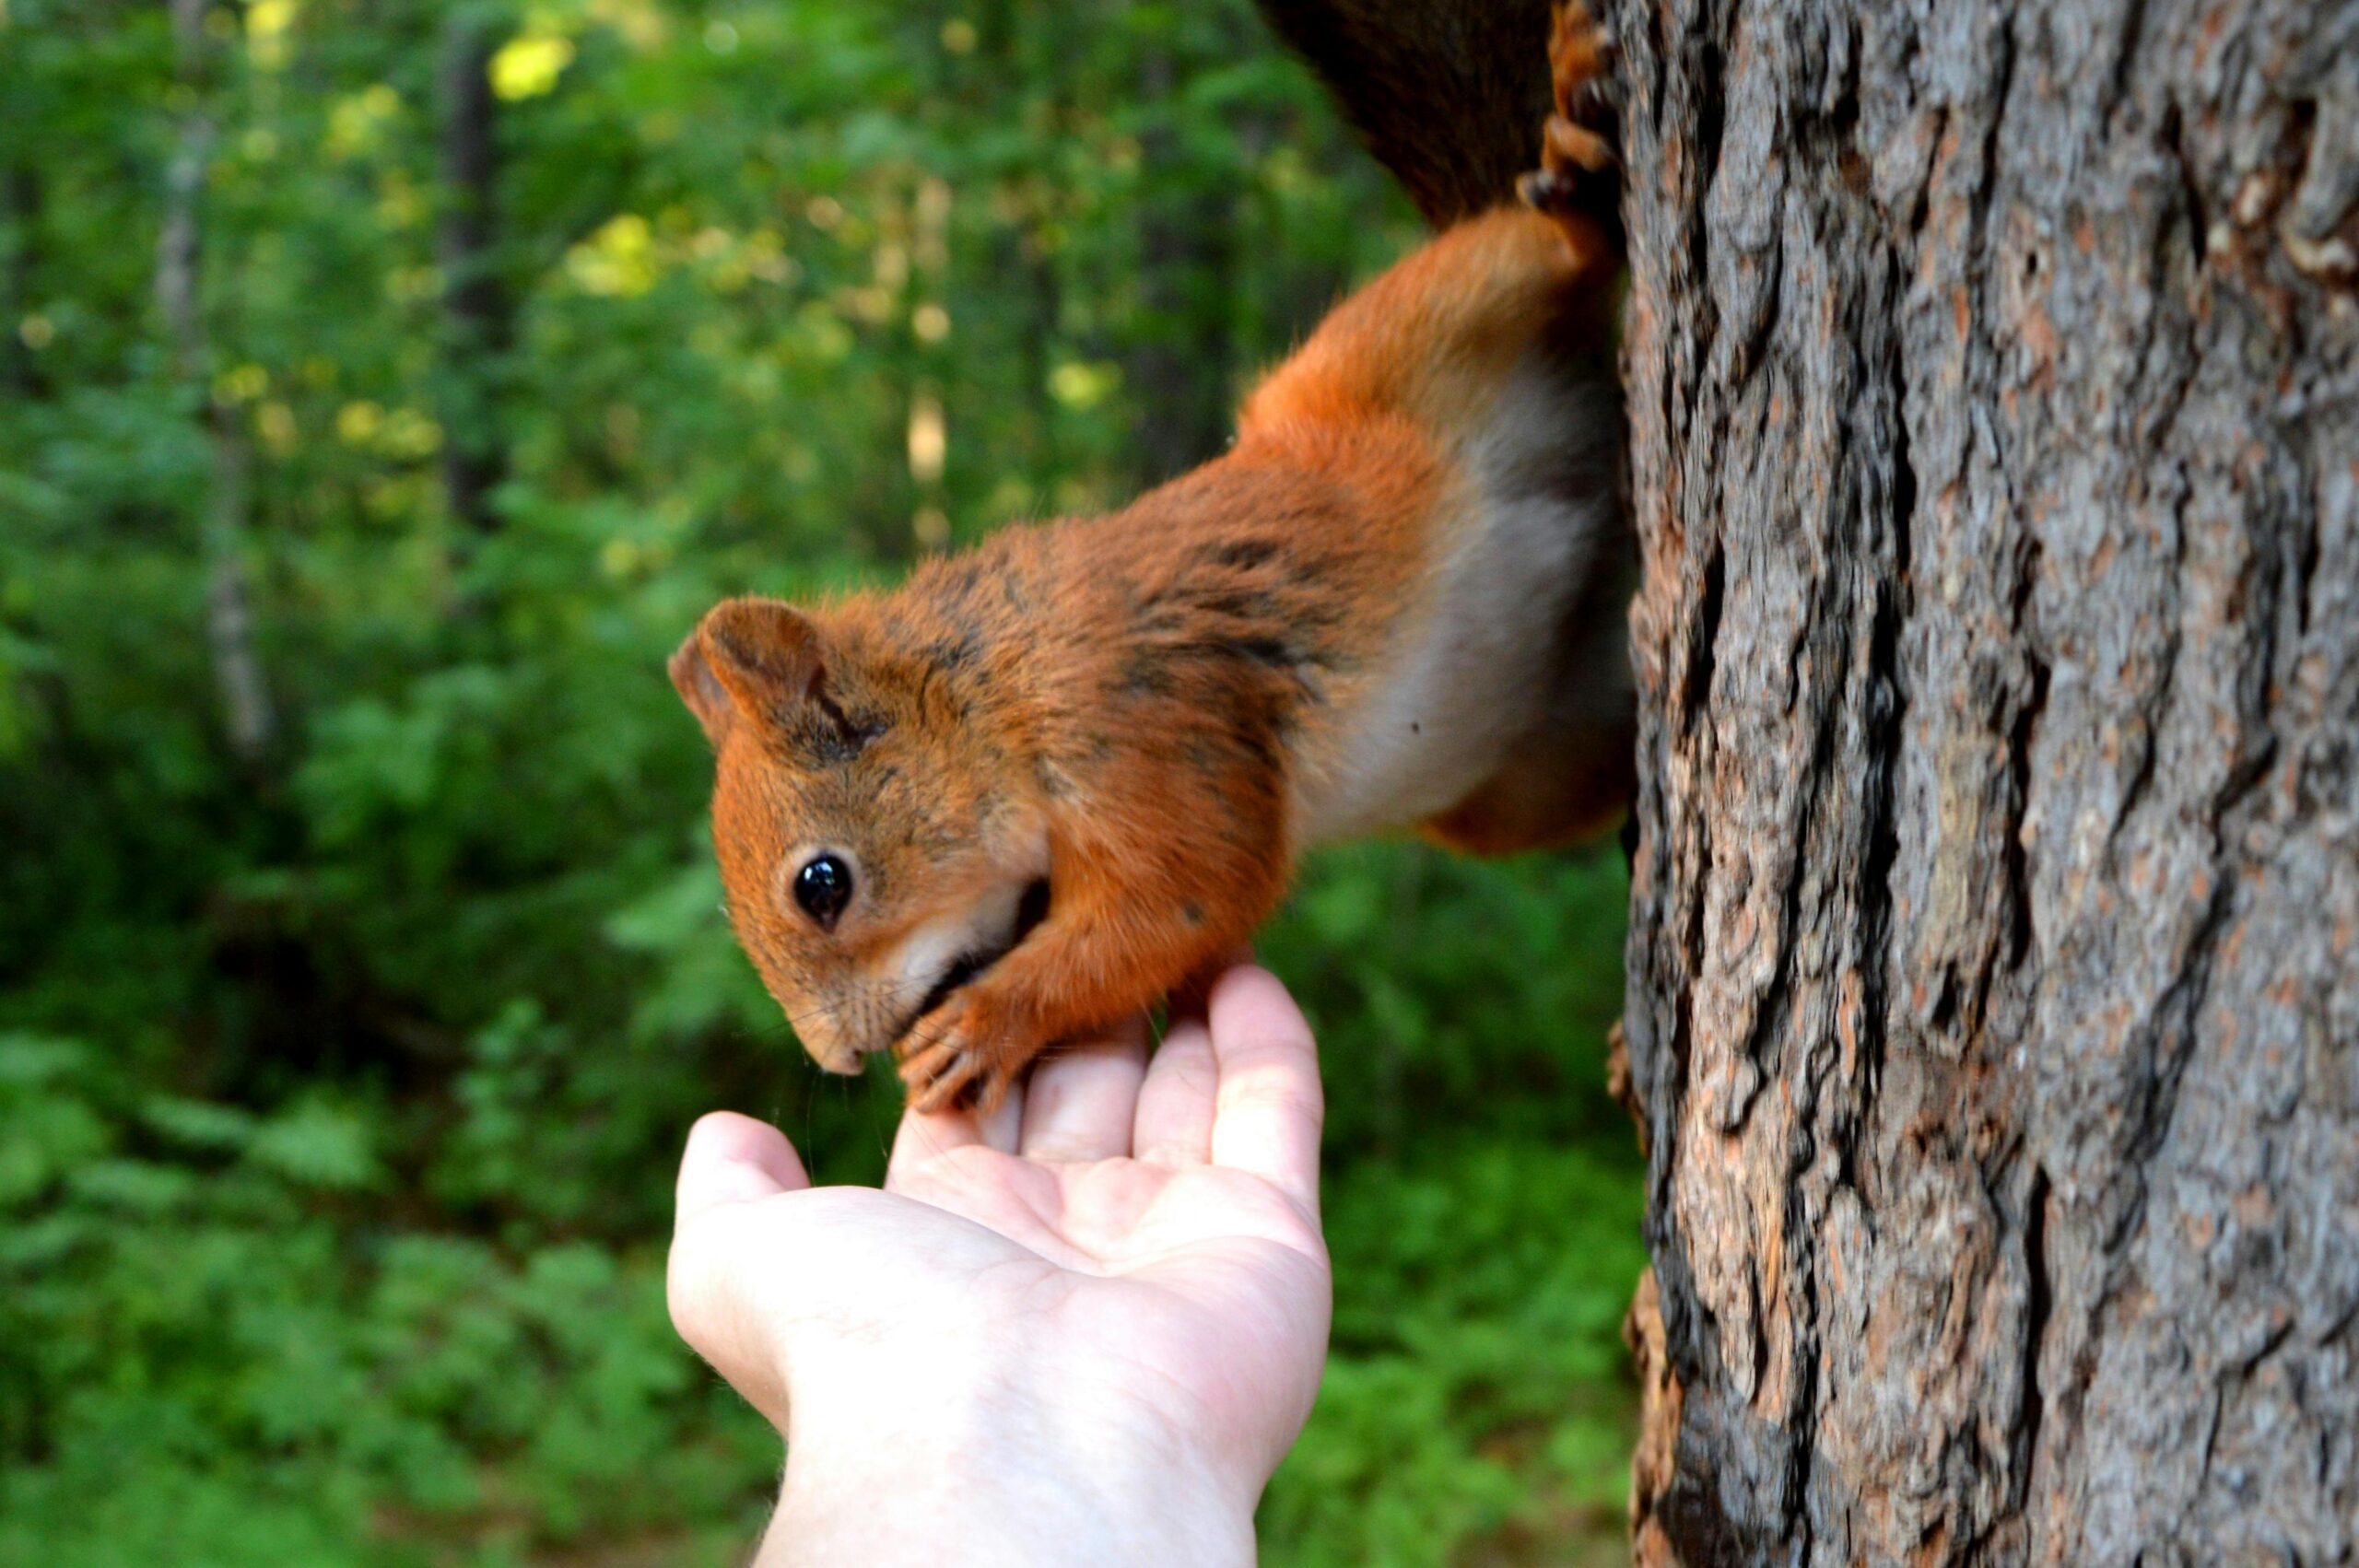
[675,1110,809,1234]
[668,1112,811,1432]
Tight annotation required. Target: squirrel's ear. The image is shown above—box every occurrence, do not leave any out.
[669,597,825,746]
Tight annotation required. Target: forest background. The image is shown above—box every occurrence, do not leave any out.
[0,2,1641,1562]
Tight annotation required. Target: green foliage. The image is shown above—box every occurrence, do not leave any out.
[0,0,1637,1562]
[1271,1133,1643,1566]
[0,1024,771,1567]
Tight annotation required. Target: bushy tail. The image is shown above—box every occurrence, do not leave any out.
[1253,0,1620,242]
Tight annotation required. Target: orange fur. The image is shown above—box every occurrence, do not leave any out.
[673,5,1626,1111]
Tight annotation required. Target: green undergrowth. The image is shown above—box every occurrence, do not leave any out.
[2,848,1640,1568]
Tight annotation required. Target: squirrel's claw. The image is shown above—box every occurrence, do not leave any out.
[898,1035,987,1115]
[1523,1,1622,252]
[1546,2,1618,126]
[896,997,1021,1115]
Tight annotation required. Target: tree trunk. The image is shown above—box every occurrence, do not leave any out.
[1128,43,1237,487]
[437,14,510,537]
[160,0,276,768]
[5,161,47,401]
[1612,0,2358,1562]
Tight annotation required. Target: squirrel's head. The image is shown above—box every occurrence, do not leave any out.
[670,596,1050,1074]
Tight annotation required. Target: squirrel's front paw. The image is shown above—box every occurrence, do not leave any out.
[895,991,1035,1115]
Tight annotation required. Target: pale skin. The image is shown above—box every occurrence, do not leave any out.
[666,964,1332,1567]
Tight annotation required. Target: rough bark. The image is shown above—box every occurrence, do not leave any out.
[1613,0,2359,1562]
[160,0,275,768]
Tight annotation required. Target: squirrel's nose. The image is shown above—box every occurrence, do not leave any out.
[811,1041,866,1076]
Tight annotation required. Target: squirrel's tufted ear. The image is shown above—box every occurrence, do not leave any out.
[669,597,825,747]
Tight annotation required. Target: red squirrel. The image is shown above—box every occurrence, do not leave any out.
[671,3,1628,1112]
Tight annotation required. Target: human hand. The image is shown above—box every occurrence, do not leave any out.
[667,964,1331,1568]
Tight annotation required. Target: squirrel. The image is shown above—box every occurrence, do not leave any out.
[670,1,1628,1113]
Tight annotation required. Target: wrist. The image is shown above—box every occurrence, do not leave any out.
[768,1347,1260,1568]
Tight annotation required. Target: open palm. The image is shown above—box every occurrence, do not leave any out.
[667,965,1332,1525]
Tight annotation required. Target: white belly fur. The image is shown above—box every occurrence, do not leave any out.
[1293,357,1615,844]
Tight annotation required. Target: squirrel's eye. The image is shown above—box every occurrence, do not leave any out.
[792,854,853,930]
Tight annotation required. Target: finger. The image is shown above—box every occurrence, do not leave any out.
[1135,942,1251,1164]
[886,1070,1025,1176]
[977,1074,1025,1154]
[888,1099,982,1177]
[1206,965,1324,1216]
[675,1111,809,1234]
[1018,1014,1149,1162]
[1133,1011,1216,1166]
[1168,942,1255,1017]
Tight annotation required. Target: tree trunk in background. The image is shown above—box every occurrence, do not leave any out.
[437,14,510,537]
[1128,46,1237,487]
[160,0,275,768]
[1612,0,2357,1561]
[5,162,46,401]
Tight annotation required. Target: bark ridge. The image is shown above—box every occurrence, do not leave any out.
[1614,0,2359,1561]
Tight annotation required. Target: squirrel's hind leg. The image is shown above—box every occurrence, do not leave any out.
[1422,1,1631,860]
[1416,594,1635,858]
